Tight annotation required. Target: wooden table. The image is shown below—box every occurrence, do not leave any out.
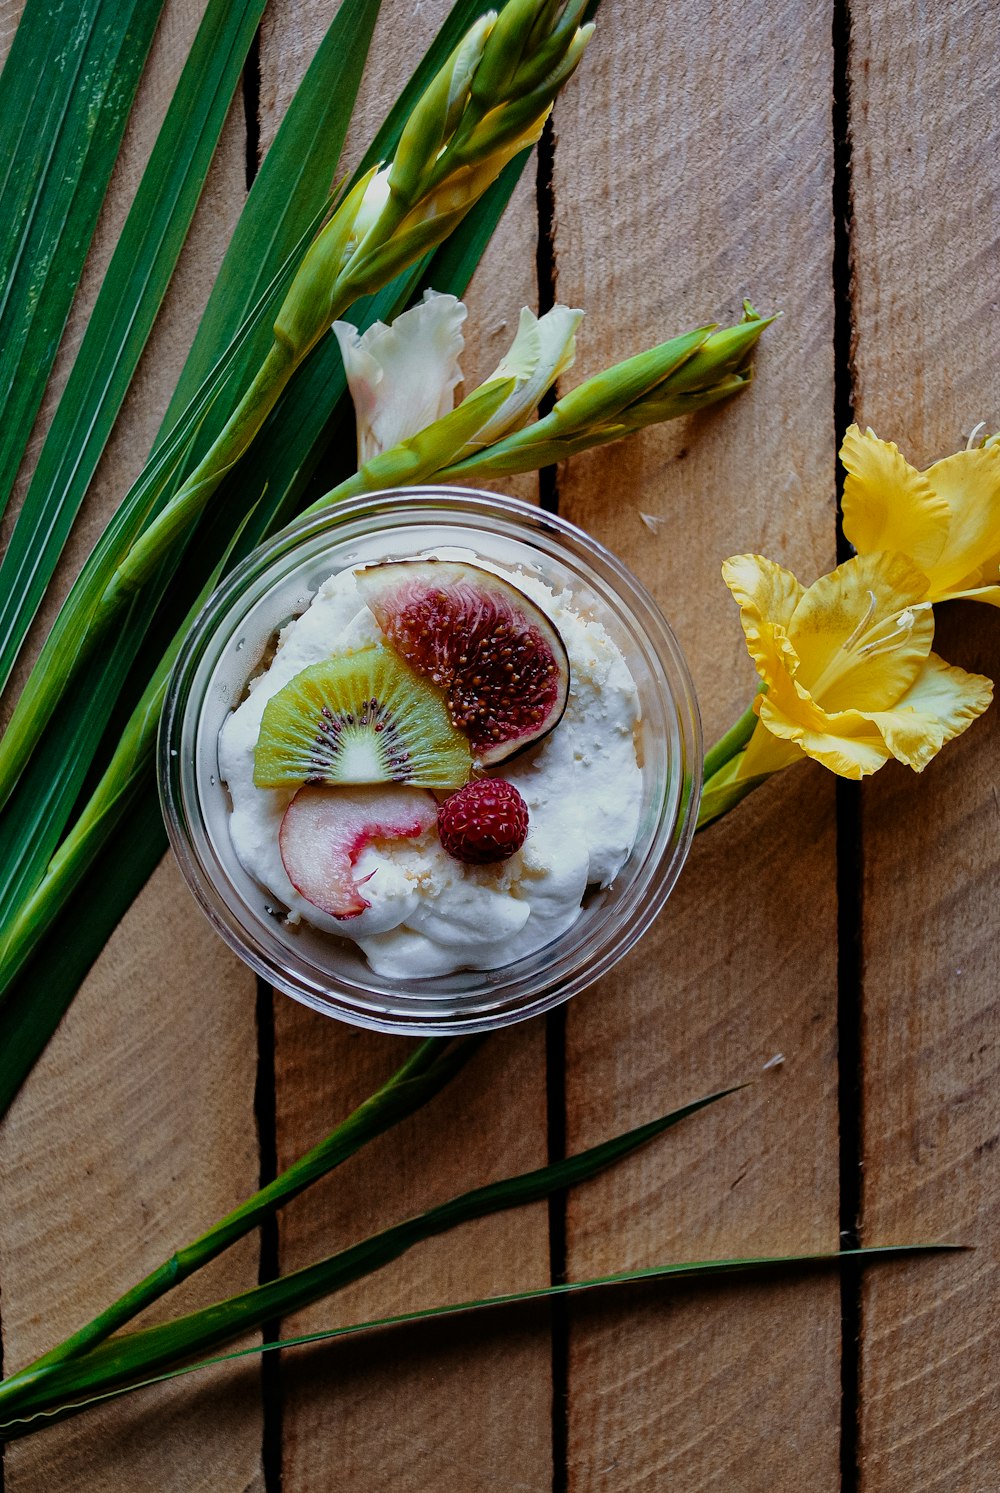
[1,1,998,1488]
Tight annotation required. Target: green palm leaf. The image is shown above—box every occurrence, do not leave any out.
[0,0,270,696]
[0,0,166,518]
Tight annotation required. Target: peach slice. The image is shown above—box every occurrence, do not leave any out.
[278,785,437,920]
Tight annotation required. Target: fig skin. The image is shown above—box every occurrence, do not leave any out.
[355,559,570,767]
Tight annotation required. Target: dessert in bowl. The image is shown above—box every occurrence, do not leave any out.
[159,489,702,1033]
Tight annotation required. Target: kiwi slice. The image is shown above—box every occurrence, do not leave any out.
[253,646,472,791]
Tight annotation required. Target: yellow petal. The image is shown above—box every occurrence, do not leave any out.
[921,444,1000,596]
[840,424,950,573]
[787,551,933,712]
[863,652,993,771]
[737,713,804,778]
[756,690,892,779]
[943,581,1000,608]
[721,554,803,683]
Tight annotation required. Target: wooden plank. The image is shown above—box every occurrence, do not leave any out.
[552,2,843,1486]
[0,860,263,1492]
[257,4,551,1488]
[0,0,261,1486]
[849,3,1000,1488]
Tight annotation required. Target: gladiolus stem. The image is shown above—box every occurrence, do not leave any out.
[702,696,760,782]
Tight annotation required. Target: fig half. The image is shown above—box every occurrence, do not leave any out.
[355,560,570,766]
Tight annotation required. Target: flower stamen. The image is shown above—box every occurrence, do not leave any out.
[806,598,932,701]
[841,589,878,652]
[853,602,931,659]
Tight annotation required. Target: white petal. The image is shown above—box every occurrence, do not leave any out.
[458,304,584,455]
[334,289,467,463]
[349,164,392,251]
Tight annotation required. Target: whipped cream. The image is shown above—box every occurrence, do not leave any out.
[218,551,643,978]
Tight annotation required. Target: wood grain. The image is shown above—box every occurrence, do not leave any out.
[257,4,549,1488]
[0,860,263,1492]
[1,0,997,1487]
[0,0,261,1486]
[849,3,1000,1488]
[552,1,843,1486]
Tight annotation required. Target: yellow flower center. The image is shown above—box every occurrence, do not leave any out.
[805,590,932,702]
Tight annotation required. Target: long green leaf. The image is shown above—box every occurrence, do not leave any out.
[16,1036,481,1378]
[156,0,388,469]
[0,0,269,696]
[0,1245,952,1441]
[0,159,528,1013]
[0,0,167,518]
[0,4,603,1113]
[0,1083,740,1421]
[0,0,385,919]
[0,791,166,1121]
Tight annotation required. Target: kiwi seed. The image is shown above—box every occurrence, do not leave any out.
[253,646,472,791]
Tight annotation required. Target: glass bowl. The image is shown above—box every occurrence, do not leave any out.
[159,488,702,1033]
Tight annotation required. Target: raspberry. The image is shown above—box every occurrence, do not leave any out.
[437,778,529,865]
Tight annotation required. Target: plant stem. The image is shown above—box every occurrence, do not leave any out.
[101,342,296,607]
[702,696,760,782]
[0,1035,480,1395]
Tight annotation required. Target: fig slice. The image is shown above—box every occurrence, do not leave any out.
[355,559,570,766]
[279,784,437,920]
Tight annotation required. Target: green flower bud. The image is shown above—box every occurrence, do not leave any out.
[273,167,382,358]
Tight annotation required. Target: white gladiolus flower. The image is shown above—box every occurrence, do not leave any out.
[333,290,467,463]
[456,304,583,455]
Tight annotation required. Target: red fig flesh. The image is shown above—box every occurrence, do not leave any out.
[355,560,570,766]
[278,784,437,920]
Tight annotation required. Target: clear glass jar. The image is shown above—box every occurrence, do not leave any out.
[159,489,702,1033]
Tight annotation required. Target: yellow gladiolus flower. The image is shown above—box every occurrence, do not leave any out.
[720,550,992,781]
[840,423,1000,606]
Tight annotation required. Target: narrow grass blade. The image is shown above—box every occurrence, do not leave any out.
[0,0,269,696]
[12,1036,481,1380]
[0,1245,954,1440]
[155,0,385,471]
[0,1083,740,1421]
[0,0,166,519]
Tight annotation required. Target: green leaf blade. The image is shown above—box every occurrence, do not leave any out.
[0,0,269,697]
[0,0,167,519]
[0,1243,953,1441]
[0,1080,738,1419]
